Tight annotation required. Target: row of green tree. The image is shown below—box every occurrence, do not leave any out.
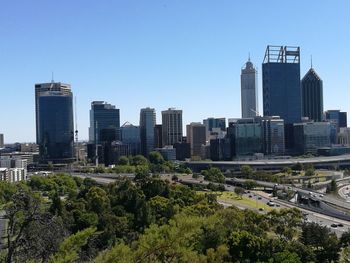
[79,152,192,174]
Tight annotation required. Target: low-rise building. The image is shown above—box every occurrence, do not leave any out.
[294,122,331,155]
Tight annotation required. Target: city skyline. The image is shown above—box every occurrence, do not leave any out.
[1,1,350,142]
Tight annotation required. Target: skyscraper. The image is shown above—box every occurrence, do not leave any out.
[0,134,4,148]
[35,82,72,144]
[262,46,301,124]
[301,67,323,122]
[161,108,183,146]
[241,58,258,118]
[89,101,120,144]
[37,90,74,163]
[154,124,163,148]
[186,123,206,158]
[140,107,156,156]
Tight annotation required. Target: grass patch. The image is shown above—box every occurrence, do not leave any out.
[198,191,273,211]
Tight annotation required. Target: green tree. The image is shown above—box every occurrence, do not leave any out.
[118,156,129,166]
[267,208,302,241]
[240,165,253,177]
[234,187,245,199]
[149,151,165,164]
[131,155,148,166]
[301,222,340,262]
[49,227,97,263]
[202,168,225,183]
[86,186,110,214]
[243,180,257,190]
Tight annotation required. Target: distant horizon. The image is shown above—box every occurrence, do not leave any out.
[1,1,350,142]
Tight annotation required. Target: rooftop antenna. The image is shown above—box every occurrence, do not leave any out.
[50,71,54,90]
[311,55,313,69]
[74,96,79,162]
[248,52,251,62]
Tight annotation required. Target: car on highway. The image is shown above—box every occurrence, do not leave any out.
[331,223,338,228]
[338,223,344,227]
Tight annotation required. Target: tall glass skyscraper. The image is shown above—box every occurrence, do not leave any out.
[89,101,120,144]
[241,58,258,118]
[262,46,301,124]
[140,107,156,156]
[301,67,323,122]
[38,90,74,163]
[35,82,72,144]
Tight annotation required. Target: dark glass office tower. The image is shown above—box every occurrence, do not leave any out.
[262,46,301,124]
[35,82,71,144]
[302,67,323,122]
[140,107,156,156]
[38,91,74,163]
[89,101,120,144]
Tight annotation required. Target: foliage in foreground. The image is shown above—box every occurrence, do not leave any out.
[1,172,350,262]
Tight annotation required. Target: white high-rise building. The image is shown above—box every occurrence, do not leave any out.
[241,58,258,118]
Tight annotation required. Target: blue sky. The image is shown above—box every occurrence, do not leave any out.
[1,0,350,143]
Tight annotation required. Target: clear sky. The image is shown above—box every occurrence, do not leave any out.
[1,0,350,143]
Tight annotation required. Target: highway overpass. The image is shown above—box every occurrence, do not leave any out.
[185,154,350,172]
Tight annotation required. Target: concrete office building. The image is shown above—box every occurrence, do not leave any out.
[37,90,74,163]
[186,123,206,158]
[301,67,323,122]
[0,133,3,148]
[294,122,331,155]
[162,108,183,146]
[261,116,285,156]
[121,122,141,156]
[140,107,156,156]
[338,127,350,146]
[241,58,258,118]
[89,101,120,144]
[35,82,72,144]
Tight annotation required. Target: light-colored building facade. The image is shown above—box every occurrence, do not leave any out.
[241,58,258,118]
[20,143,39,152]
[161,108,183,146]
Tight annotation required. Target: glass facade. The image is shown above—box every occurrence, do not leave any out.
[294,122,331,155]
[230,118,263,156]
[262,46,301,125]
[38,91,74,163]
[140,108,156,156]
[89,101,120,144]
[301,68,323,122]
[121,123,141,155]
[261,116,285,156]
